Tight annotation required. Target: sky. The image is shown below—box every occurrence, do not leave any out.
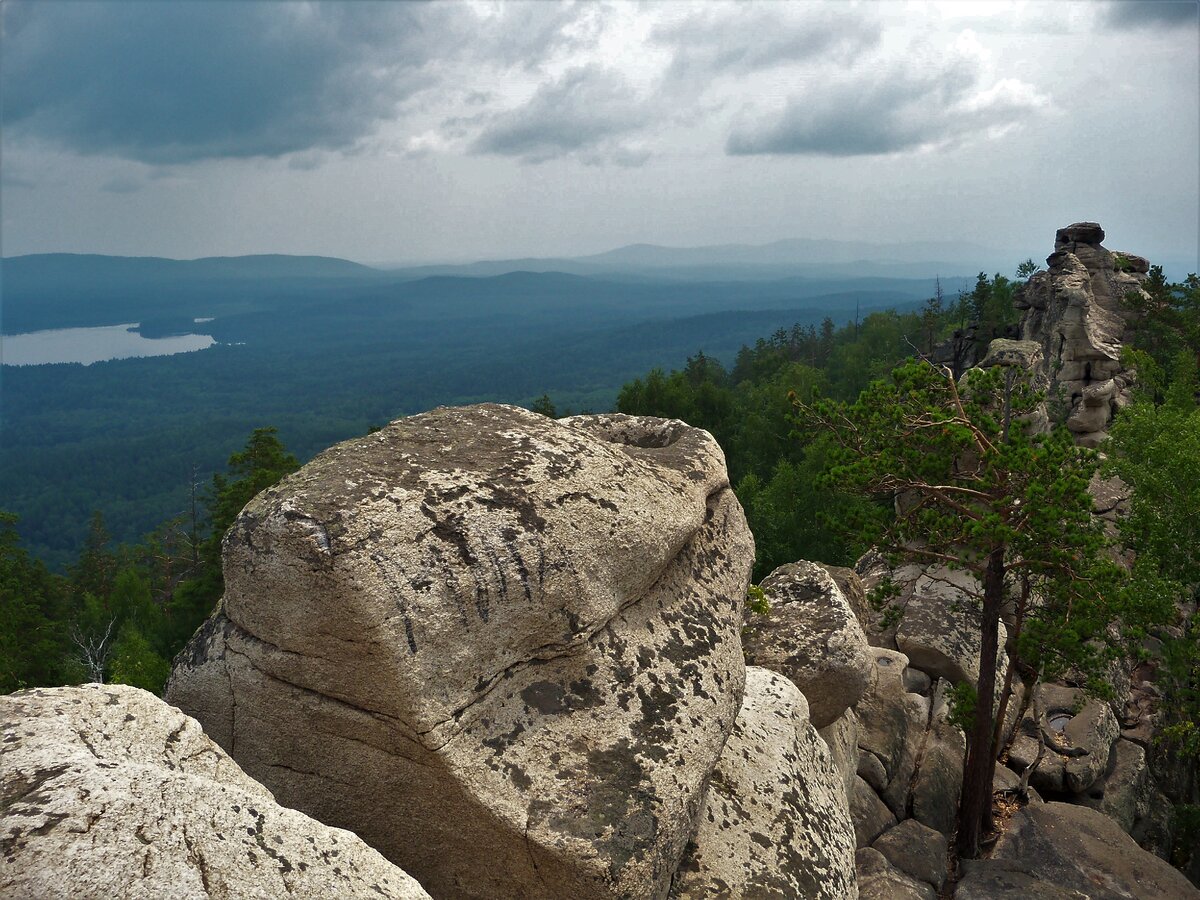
[2,0,1198,268]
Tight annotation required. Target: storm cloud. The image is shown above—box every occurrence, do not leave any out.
[726,37,1049,157]
[471,65,655,164]
[1103,1,1199,30]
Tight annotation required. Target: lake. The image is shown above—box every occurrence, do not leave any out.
[1,322,216,366]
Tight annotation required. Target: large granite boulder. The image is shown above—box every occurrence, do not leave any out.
[166,406,754,900]
[0,684,431,900]
[849,776,895,849]
[956,802,1199,899]
[743,560,875,728]
[891,563,1007,687]
[670,667,856,899]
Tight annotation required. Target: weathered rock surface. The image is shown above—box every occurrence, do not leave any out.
[855,848,934,900]
[167,406,755,900]
[892,563,1006,687]
[1007,683,1119,795]
[0,684,431,900]
[849,776,895,849]
[744,560,875,728]
[871,819,947,890]
[853,648,928,817]
[1014,222,1148,448]
[956,802,1199,899]
[910,681,967,836]
[670,667,856,899]
[819,708,861,805]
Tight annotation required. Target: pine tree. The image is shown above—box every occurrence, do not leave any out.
[795,358,1136,857]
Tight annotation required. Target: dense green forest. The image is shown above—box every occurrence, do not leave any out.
[3,255,964,568]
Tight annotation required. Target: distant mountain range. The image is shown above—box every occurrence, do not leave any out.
[383,237,1006,282]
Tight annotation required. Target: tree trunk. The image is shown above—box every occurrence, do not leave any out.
[957,547,1005,858]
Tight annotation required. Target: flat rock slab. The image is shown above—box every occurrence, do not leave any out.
[856,847,935,900]
[0,685,430,900]
[957,802,1199,900]
[872,818,948,890]
[168,406,754,900]
[670,667,856,899]
[744,560,875,728]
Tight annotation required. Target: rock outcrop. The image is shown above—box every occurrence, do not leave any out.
[0,684,431,900]
[743,560,875,728]
[167,405,755,900]
[670,667,856,899]
[1014,221,1149,448]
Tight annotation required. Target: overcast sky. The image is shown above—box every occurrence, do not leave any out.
[2,0,1197,267]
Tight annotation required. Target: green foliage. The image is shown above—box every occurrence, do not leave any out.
[530,394,558,418]
[746,584,771,617]
[946,681,978,733]
[109,622,170,693]
[796,357,1132,856]
[1108,352,1200,763]
[0,512,70,692]
[1015,258,1040,279]
[0,427,299,697]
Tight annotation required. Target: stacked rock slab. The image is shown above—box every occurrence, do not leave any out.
[167,405,754,900]
[0,684,431,900]
[669,667,857,899]
[1014,221,1149,448]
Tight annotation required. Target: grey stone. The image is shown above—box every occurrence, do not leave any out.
[849,776,896,849]
[961,802,1199,899]
[871,818,948,890]
[1007,683,1119,796]
[670,667,856,900]
[1016,223,1147,445]
[893,563,1007,687]
[818,707,860,805]
[911,719,965,836]
[168,405,754,900]
[744,560,875,728]
[903,666,931,695]
[857,749,888,793]
[0,685,431,900]
[855,848,935,900]
[854,649,912,780]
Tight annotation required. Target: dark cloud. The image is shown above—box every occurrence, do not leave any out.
[100,175,143,194]
[727,44,1046,157]
[652,5,881,79]
[0,1,502,164]
[1103,1,1199,29]
[471,65,654,164]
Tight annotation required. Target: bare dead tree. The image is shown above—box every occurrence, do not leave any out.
[70,618,115,683]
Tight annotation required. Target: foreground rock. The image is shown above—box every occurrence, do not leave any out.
[167,406,754,900]
[743,560,875,728]
[956,802,1198,899]
[670,667,856,899]
[0,684,430,900]
[855,848,933,900]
